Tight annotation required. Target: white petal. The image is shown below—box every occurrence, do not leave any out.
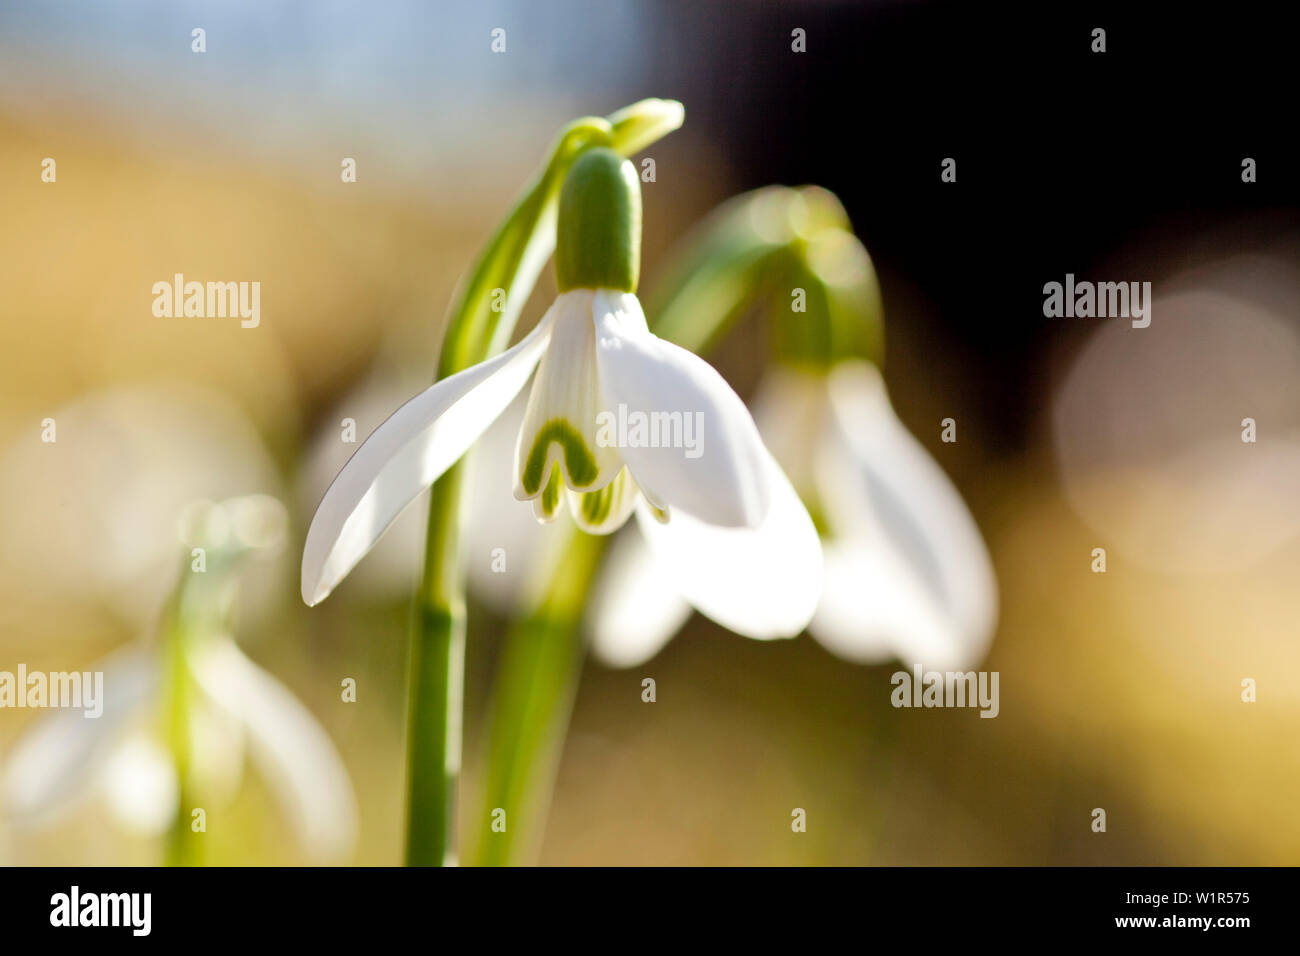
[98,734,179,837]
[301,372,429,603]
[593,290,771,528]
[186,692,247,804]
[635,450,822,640]
[589,521,692,667]
[0,646,159,826]
[462,389,569,612]
[812,361,998,669]
[191,640,358,862]
[812,541,963,666]
[514,290,623,498]
[749,366,834,501]
[302,311,554,606]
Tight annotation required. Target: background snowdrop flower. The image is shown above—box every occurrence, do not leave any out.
[302,149,822,640]
[771,361,997,669]
[1,645,164,831]
[188,636,358,859]
[1,638,356,860]
[1,496,358,863]
[592,360,998,670]
[587,185,996,671]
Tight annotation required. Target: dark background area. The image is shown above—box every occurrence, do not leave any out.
[649,0,1298,450]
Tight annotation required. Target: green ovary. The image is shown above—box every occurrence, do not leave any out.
[521,419,600,494]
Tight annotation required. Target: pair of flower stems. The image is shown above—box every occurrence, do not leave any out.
[395,99,882,865]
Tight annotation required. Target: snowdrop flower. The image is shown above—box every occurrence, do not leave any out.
[303,149,821,637]
[0,640,357,860]
[1,496,358,862]
[593,360,998,669]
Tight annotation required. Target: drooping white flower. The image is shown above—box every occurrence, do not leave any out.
[1,496,358,863]
[0,640,358,861]
[302,149,822,637]
[592,361,998,670]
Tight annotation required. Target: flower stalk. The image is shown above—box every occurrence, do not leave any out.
[160,544,237,866]
[470,527,599,866]
[161,572,200,867]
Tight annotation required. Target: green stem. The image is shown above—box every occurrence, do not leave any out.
[471,531,602,866]
[405,464,467,866]
[162,626,197,864]
[162,569,202,867]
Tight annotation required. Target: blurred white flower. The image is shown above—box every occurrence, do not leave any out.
[1,645,161,831]
[592,361,998,670]
[189,637,358,859]
[0,496,358,862]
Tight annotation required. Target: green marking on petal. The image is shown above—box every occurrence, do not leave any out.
[521,419,600,494]
[538,464,563,519]
[569,468,635,534]
[648,503,670,524]
[581,478,617,524]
